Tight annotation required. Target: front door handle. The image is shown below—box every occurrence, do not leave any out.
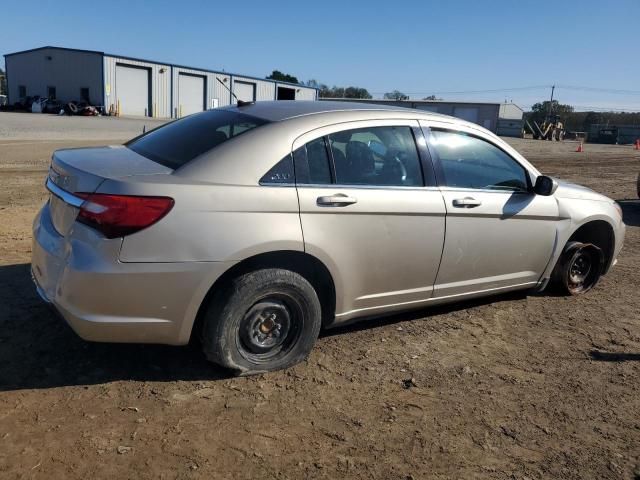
[452,197,482,208]
[317,194,358,207]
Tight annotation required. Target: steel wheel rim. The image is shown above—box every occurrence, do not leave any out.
[237,295,302,363]
[569,253,591,286]
[566,248,598,294]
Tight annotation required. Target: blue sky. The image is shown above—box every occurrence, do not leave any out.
[2,0,639,111]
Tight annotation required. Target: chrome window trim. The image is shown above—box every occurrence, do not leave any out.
[293,183,441,192]
[258,182,296,187]
[45,178,85,208]
[437,186,531,195]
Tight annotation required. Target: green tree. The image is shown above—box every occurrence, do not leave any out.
[529,100,574,124]
[343,86,372,99]
[266,70,299,84]
[384,90,409,100]
[581,112,603,132]
[423,95,441,100]
[316,85,371,99]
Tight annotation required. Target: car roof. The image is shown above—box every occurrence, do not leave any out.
[223,100,450,122]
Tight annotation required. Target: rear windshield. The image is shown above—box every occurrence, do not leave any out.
[126,110,269,169]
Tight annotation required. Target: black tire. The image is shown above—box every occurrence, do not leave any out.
[549,241,604,295]
[201,268,321,375]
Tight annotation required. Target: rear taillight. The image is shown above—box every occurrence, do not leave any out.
[75,193,174,239]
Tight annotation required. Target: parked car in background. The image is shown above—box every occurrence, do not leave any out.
[32,101,626,374]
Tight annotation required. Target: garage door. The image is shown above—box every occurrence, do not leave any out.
[453,107,479,124]
[234,81,256,102]
[116,64,150,116]
[277,86,295,100]
[178,74,205,117]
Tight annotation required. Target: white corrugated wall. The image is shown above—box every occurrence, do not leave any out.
[294,86,317,101]
[231,76,275,102]
[104,55,317,118]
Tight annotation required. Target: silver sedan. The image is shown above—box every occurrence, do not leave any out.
[32,101,625,374]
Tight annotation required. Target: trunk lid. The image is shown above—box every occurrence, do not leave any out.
[47,146,172,236]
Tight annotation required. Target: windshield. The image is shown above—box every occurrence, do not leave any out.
[126,110,269,169]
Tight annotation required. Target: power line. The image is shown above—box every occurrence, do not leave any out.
[369,85,551,96]
[369,84,640,97]
[556,85,640,96]
[556,105,640,112]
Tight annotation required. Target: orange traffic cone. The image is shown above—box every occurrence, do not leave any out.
[635,139,640,150]
[576,142,584,153]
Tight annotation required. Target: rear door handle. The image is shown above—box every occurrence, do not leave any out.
[452,197,482,208]
[317,194,358,207]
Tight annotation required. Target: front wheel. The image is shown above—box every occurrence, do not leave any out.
[201,269,322,375]
[550,241,604,295]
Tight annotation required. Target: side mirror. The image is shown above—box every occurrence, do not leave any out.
[534,175,558,196]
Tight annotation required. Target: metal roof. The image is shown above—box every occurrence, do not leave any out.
[321,98,505,106]
[223,100,445,122]
[3,45,316,91]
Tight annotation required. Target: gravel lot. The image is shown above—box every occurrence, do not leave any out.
[0,111,166,141]
[0,112,639,479]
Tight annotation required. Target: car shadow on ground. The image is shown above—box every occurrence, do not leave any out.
[0,263,234,391]
[617,199,640,227]
[322,290,530,337]
[589,351,640,362]
[0,262,604,392]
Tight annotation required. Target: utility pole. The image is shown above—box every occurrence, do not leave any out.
[547,85,555,117]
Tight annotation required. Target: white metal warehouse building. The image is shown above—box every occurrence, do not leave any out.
[4,46,318,118]
[322,98,524,136]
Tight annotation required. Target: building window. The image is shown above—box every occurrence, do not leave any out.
[80,88,90,103]
[47,86,56,100]
[18,85,26,98]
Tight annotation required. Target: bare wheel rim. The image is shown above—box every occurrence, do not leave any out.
[566,248,599,294]
[237,295,302,363]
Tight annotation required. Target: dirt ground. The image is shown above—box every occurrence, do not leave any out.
[0,125,639,479]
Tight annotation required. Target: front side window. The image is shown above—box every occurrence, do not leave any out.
[127,110,269,169]
[429,129,529,192]
[327,126,423,186]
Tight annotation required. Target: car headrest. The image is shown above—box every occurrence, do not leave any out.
[331,131,352,143]
[346,141,374,174]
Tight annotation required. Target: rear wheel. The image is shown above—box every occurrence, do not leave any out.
[550,241,604,295]
[201,269,321,375]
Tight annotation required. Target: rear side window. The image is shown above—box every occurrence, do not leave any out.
[260,155,294,184]
[127,110,269,169]
[294,137,333,185]
[328,126,423,186]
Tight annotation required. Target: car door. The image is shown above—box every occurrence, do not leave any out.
[293,120,446,323]
[422,121,560,298]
